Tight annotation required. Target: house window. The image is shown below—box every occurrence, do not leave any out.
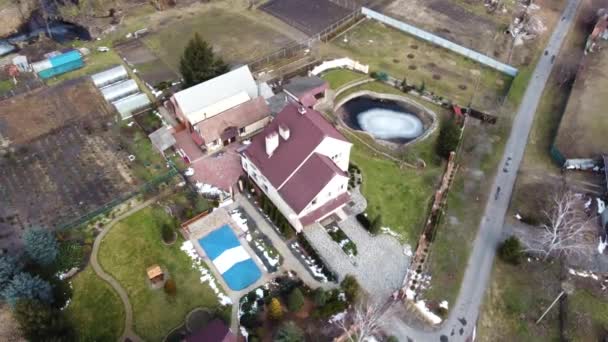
[311,198,317,206]
[262,184,268,192]
[239,127,246,134]
[328,192,332,198]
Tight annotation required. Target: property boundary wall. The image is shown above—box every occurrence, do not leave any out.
[309,57,369,75]
[361,7,519,77]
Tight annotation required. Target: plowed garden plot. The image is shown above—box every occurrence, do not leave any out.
[0,79,164,254]
[115,39,178,88]
[260,0,352,36]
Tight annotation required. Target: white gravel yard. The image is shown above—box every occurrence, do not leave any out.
[303,216,410,303]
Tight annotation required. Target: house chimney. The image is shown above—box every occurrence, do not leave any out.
[279,124,290,140]
[298,106,307,115]
[265,131,279,157]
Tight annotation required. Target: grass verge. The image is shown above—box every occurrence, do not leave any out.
[66,267,125,341]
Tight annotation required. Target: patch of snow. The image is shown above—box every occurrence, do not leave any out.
[290,242,328,282]
[240,327,249,338]
[180,241,233,306]
[229,210,249,232]
[415,300,442,325]
[405,288,416,300]
[328,310,347,324]
[597,198,605,214]
[599,237,607,254]
[515,213,522,220]
[184,168,195,176]
[254,239,280,267]
[381,226,400,238]
[403,245,413,257]
[568,268,600,281]
[439,300,449,310]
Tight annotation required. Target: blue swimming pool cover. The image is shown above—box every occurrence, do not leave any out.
[198,225,261,291]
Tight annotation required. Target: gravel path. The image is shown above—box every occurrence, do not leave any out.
[304,217,409,303]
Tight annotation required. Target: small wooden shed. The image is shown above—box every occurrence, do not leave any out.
[146,265,164,284]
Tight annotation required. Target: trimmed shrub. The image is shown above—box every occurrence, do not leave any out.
[164,279,177,296]
[370,215,383,235]
[161,224,176,243]
[313,288,328,307]
[341,275,360,303]
[498,236,522,265]
[436,118,462,159]
[268,297,283,321]
[274,321,303,342]
[240,312,261,330]
[287,288,305,312]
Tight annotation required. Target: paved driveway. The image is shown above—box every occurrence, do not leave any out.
[304,217,410,303]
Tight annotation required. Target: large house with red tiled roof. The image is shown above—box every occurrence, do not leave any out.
[241,104,352,232]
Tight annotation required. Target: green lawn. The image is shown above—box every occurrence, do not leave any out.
[143,7,294,72]
[330,80,447,243]
[350,137,442,243]
[66,267,125,341]
[323,20,512,112]
[119,123,169,183]
[321,69,368,90]
[98,206,229,341]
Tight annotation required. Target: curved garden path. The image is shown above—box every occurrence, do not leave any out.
[90,198,161,342]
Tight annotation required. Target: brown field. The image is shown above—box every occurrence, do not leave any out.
[0,79,140,254]
[383,0,566,67]
[553,38,608,160]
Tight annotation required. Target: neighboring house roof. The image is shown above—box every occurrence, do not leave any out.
[187,319,236,342]
[243,104,349,189]
[172,66,258,124]
[266,92,292,116]
[149,126,176,152]
[283,75,327,98]
[279,153,347,214]
[196,97,270,143]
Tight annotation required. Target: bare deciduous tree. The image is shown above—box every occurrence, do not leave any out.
[523,191,597,260]
[335,303,384,342]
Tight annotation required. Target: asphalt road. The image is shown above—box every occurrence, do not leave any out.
[386,0,581,340]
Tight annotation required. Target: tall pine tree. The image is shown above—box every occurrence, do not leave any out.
[179,33,229,88]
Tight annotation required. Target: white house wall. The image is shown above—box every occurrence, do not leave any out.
[241,156,304,231]
[298,173,349,217]
[314,137,352,171]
